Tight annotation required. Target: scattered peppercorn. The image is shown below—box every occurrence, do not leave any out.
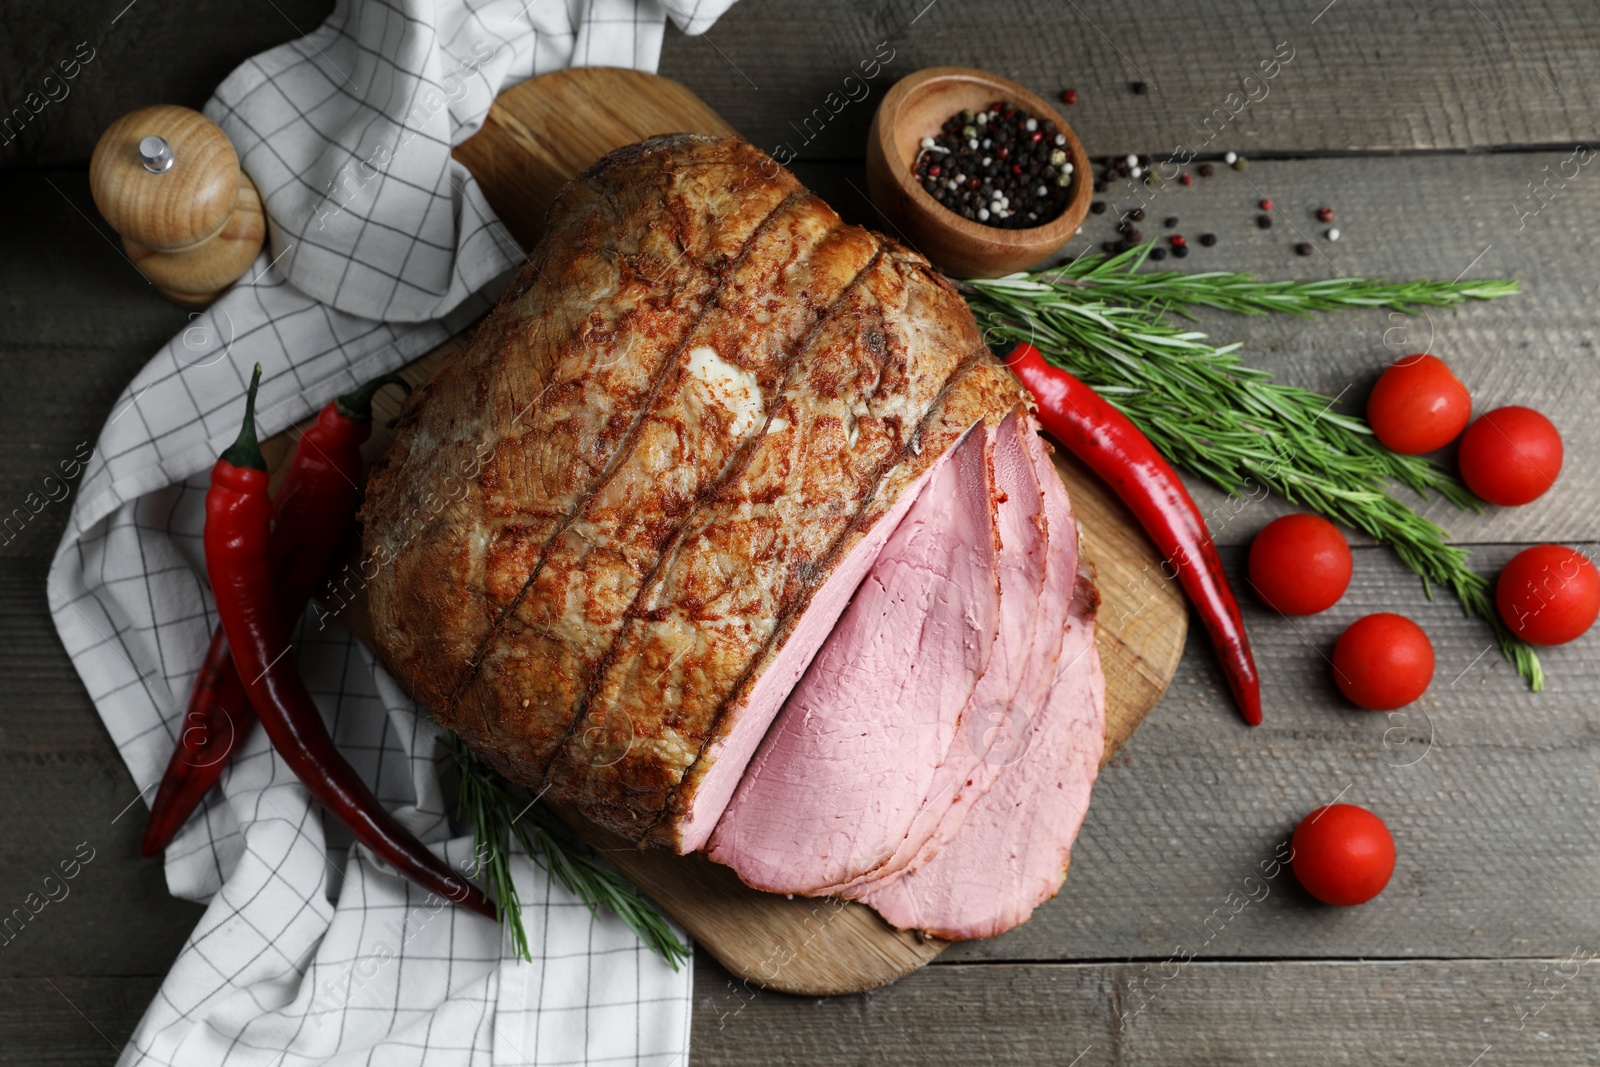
[1094,179,1107,193]
[1198,163,1215,177]
[1172,244,1189,258]
[1091,200,1107,214]
[1061,88,1078,105]
[1130,208,1146,221]
[1327,227,1341,241]
[1259,199,1273,211]
[1132,81,1149,94]
[911,102,1073,228]
[1223,151,1238,165]
[1149,246,1168,261]
[1170,234,1186,248]
[1257,215,1274,229]
[1317,206,1335,222]
[1179,172,1194,186]
[1199,232,1217,246]
[1164,216,1179,228]
[1232,156,1249,171]
[1295,242,1315,256]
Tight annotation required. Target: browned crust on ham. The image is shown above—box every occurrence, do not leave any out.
[363,136,1027,843]
[453,199,882,777]
[363,135,798,730]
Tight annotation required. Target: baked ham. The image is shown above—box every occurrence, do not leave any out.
[362,133,1105,940]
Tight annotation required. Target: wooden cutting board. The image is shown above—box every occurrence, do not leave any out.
[260,67,1187,997]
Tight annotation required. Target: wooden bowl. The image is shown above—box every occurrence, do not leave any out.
[867,67,1091,278]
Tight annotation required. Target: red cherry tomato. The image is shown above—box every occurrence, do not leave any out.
[1291,803,1395,906]
[1248,514,1353,615]
[1331,613,1434,710]
[1496,544,1600,646]
[1366,353,1472,454]
[1457,405,1563,506]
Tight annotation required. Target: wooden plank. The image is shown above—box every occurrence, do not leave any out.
[660,0,1600,159]
[0,976,162,1065]
[0,171,191,560]
[0,559,208,978]
[691,956,1600,1066]
[1027,150,1600,553]
[7,959,1600,1066]
[0,0,333,167]
[8,0,1600,167]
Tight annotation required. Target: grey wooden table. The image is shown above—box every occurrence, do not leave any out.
[4,0,1599,1062]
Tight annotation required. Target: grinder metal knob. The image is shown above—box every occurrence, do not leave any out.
[138,135,174,173]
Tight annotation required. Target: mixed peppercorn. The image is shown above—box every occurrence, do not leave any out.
[1082,146,1341,259]
[912,102,1075,229]
[909,85,1346,257]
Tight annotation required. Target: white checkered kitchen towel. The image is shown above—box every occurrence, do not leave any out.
[46,1,740,1063]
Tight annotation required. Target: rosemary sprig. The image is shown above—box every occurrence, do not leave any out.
[960,247,1543,690]
[1031,244,1520,319]
[450,737,691,968]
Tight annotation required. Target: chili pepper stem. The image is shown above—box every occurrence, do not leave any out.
[221,364,266,472]
[336,373,411,422]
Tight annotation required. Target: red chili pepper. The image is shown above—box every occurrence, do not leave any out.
[143,372,411,856]
[1005,343,1262,726]
[202,365,493,916]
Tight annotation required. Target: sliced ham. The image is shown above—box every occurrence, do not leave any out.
[828,411,1046,895]
[706,424,1002,894]
[860,439,1106,939]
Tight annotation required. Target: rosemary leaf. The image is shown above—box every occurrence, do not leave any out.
[450,737,691,969]
[960,246,1542,690]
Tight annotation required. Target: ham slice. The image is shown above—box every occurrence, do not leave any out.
[860,439,1106,939]
[707,424,1002,893]
[828,411,1047,895]
[668,448,945,854]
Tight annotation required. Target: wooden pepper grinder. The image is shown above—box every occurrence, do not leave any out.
[89,105,266,308]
